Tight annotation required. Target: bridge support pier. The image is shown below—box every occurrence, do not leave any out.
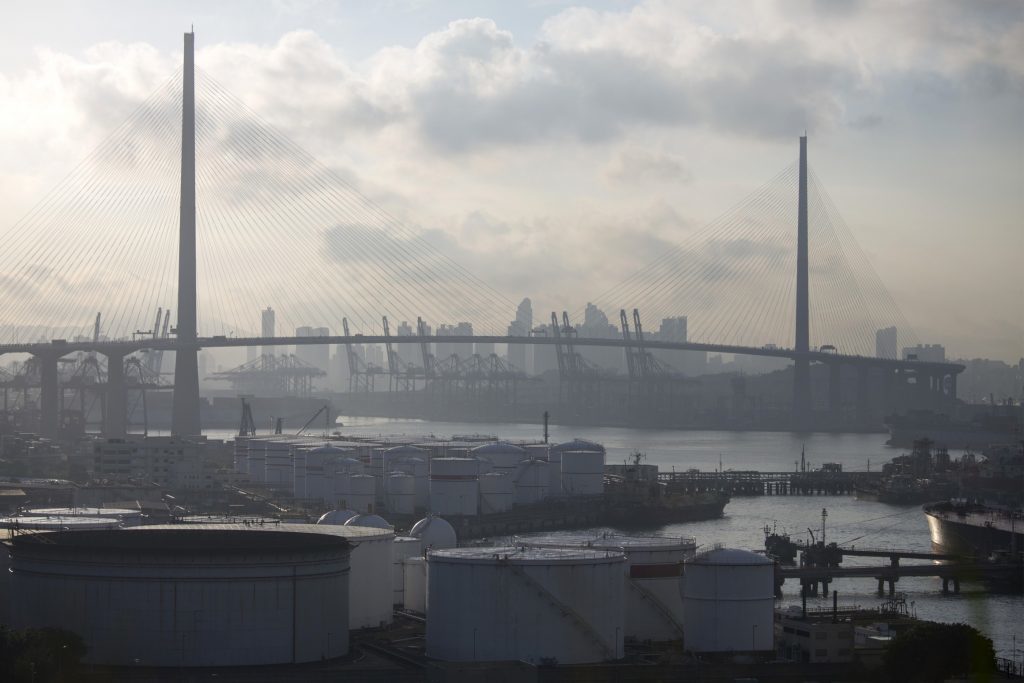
[104,352,126,437]
[38,353,60,438]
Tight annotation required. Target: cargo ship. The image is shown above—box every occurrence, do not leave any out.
[924,501,1024,555]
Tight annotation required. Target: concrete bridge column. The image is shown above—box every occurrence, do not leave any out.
[104,352,126,436]
[38,353,60,438]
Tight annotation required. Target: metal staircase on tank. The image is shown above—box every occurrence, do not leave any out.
[504,562,616,661]
[627,577,685,641]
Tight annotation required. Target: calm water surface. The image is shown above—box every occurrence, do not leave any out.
[208,417,1024,660]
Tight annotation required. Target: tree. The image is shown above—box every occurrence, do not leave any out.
[884,621,995,683]
[0,626,87,683]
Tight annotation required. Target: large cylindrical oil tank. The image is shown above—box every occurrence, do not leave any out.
[426,547,626,664]
[551,438,605,455]
[429,458,478,516]
[264,441,293,492]
[513,459,549,505]
[479,472,514,514]
[246,441,266,482]
[321,524,395,629]
[516,533,697,642]
[344,474,376,514]
[392,536,423,607]
[391,456,428,509]
[383,445,426,474]
[546,448,564,496]
[233,437,249,475]
[681,547,774,652]
[301,445,351,502]
[471,442,526,476]
[561,450,605,496]
[7,526,351,666]
[403,555,427,613]
[521,443,550,461]
[386,472,416,515]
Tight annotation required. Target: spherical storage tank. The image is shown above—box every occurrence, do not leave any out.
[410,514,457,549]
[479,472,514,514]
[317,509,359,526]
[681,547,774,652]
[429,458,478,516]
[561,450,605,496]
[427,547,626,664]
[6,526,351,666]
[517,533,697,642]
[513,459,549,505]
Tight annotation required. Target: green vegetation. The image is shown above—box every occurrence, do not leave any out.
[0,626,87,683]
[884,621,995,683]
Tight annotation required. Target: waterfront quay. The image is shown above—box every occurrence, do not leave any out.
[660,469,881,496]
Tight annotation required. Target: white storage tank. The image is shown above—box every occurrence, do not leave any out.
[301,445,351,502]
[386,472,416,515]
[264,441,293,492]
[247,441,266,482]
[403,555,427,613]
[383,445,426,474]
[681,547,774,653]
[410,515,457,549]
[391,456,428,509]
[471,442,526,476]
[551,438,606,455]
[392,536,423,607]
[7,525,351,666]
[546,448,564,496]
[521,443,550,461]
[561,450,605,496]
[344,473,377,514]
[517,533,697,642]
[429,458,478,516]
[426,546,626,664]
[320,523,396,629]
[233,437,250,475]
[479,472,514,514]
[513,459,549,505]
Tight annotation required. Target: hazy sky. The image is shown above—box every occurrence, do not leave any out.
[1,0,1021,361]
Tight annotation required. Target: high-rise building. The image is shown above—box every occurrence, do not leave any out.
[876,326,897,360]
[507,298,532,373]
[396,320,417,367]
[578,303,621,373]
[654,316,706,376]
[295,326,330,383]
[261,307,276,357]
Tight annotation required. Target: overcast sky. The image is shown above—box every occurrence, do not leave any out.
[1,0,1021,361]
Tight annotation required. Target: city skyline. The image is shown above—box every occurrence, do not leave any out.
[0,1,1020,362]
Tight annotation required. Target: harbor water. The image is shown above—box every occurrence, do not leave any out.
[211,417,1024,660]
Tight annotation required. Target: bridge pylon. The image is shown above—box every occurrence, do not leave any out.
[793,134,812,428]
[171,31,201,437]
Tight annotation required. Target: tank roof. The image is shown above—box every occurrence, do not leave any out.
[472,441,526,454]
[1,516,122,530]
[8,526,352,553]
[551,438,605,453]
[690,547,772,565]
[309,444,352,454]
[515,532,696,551]
[429,546,625,565]
[25,507,139,517]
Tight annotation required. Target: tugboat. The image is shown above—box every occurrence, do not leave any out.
[764,522,798,564]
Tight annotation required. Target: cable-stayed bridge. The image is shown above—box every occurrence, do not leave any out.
[0,33,962,438]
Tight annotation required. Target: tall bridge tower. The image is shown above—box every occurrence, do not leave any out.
[171,31,201,436]
[792,135,811,427]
